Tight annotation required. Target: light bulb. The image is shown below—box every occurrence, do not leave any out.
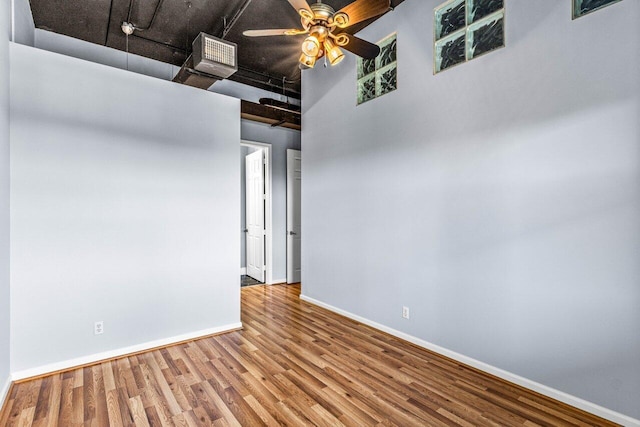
[324,40,345,66]
[301,36,320,57]
[299,52,317,68]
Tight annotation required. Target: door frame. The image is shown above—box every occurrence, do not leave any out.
[241,140,273,285]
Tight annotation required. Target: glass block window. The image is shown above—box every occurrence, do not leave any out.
[573,0,623,19]
[434,0,504,74]
[357,33,397,105]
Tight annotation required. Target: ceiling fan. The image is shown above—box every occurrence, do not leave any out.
[243,0,391,69]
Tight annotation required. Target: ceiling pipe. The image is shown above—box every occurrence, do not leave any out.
[222,0,253,39]
[259,98,301,114]
[125,0,165,32]
[232,67,301,98]
[104,0,115,45]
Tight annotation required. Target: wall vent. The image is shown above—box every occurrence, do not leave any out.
[192,33,238,79]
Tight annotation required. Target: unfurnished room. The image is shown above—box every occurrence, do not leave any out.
[0,0,638,425]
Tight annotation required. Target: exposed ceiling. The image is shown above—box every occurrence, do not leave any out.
[29,0,405,99]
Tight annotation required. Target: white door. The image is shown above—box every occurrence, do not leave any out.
[287,149,302,283]
[246,149,265,282]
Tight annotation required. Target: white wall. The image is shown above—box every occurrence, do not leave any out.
[0,0,12,401]
[34,29,300,107]
[211,79,300,106]
[33,29,303,285]
[302,0,640,421]
[242,120,301,282]
[11,0,34,46]
[10,44,241,374]
[35,30,178,81]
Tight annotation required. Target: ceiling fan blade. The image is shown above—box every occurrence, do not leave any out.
[288,0,313,17]
[334,0,390,27]
[243,28,308,37]
[338,34,380,59]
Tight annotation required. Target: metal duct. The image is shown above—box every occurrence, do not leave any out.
[192,33,238,79]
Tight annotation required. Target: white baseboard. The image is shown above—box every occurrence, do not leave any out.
[300,294,639,427]
[269,278,287,285]
[240,267,246,275]
[11,322,243,382]
[0,375,11,411]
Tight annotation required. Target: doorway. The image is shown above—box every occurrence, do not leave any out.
[241,141,273,285]
[287,149,302,284]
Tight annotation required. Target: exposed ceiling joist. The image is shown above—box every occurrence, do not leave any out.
[241,100,301,130]
[29,0,405,98]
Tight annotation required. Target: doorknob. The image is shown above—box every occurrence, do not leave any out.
[243,229,248,233]
[289,231,297,235]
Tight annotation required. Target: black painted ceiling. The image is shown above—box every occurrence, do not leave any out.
[29,0,404,98]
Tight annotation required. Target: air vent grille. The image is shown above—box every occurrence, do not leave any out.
[204,37,236,67]
[192,33,238,79]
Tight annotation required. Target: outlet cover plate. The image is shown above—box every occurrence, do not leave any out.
[402,306,410,319]
[94,321,104,335]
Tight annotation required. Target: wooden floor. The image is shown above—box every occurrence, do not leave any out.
[0,284,617,426]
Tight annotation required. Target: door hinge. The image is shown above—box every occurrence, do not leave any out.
[263,265,267,272]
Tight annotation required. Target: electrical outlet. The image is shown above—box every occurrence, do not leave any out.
[402,306,410,319]
[94,321,104,335]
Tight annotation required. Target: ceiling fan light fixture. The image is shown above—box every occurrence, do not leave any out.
[324,39,345,66]
[333,12,350,28]
[299,8,315,21]
[310,2,336,21]
[244,0,391,74]
[301,36,320,57]
[299,52,317,68]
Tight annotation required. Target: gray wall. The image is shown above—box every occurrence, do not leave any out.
[10,44,241,373]
[302,0,639,420]
[242,120,301,282]
[0,0,11,397]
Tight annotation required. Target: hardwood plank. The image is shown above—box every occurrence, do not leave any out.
[105,389,124,427]
[92,364,110,426]
[1,284,620,427]
[82,367,95,424]
[138,362,175,426]
[71,381,84,425]
[43,375,62,427]
[33,376,52,422]
[243,394,281,426]
[128,395,150,427]
[0,394,15,427]
[17,405,36,427]
[55,378,73,427]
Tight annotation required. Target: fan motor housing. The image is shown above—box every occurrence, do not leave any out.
[192,32,238,79]
[310,2,335,21]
